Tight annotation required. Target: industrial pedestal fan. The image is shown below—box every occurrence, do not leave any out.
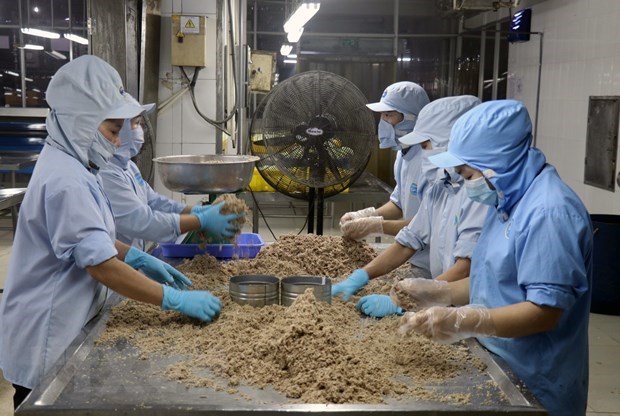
[250,70,375,234]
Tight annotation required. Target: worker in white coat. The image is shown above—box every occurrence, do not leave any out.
[99,102,241,251]
[340,81,431,276]
[396,100,592,415]
[0,56,221,410]
[333,96,486,317]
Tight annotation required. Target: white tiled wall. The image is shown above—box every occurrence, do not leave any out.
[508,0,620,214]
[155,0,220,200]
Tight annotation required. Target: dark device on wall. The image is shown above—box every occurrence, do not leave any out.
[508,8,532,43]
[250,70,375,235]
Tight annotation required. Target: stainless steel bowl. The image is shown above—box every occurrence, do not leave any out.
[153,154,260,194]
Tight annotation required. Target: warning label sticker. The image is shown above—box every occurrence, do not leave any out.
[181,16,200,34]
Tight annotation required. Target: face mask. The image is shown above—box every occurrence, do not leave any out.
[417,148,443,197]
[465,176,498,206]
[127,125,145,159]
[378,119,399,150]
[88,130,117,170]
[377,115,417,151]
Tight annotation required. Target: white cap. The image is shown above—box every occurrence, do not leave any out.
[366,81,429,116]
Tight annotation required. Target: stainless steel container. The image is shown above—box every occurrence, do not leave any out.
[229,275,279,307]
[153,154,260,194]
[281,276,331,306]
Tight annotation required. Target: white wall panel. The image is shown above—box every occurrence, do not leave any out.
[155,0,219,197]
[508,0,620,214]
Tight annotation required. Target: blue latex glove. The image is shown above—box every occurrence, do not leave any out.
[190,204,209,215]
[161,285,221,322]
[357,294,404,318]
[331,269,369,301]
[125,246,192,290]
[193,202,243,240]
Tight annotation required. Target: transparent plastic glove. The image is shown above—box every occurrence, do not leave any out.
[161,285,221,322]
[398,305,496,344]
[390,278,452,310]
[339,207,376,226]
[357,294,404,318]
[331,269,369,301]
[194,201,242,239]
[125,246,192,290]
[340,216,384,240]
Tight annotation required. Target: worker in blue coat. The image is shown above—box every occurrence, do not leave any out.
[334,96,486,317]
[0,56,221,410]
[99,99,241,251]
[340,81,431,277]
[396,100,592,416]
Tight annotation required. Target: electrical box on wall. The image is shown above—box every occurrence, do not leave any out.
[171,15,207,67]
[249,50,276,93]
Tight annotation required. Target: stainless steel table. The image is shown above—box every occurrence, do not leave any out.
[0,187,26,236]
[0,151,38,187]
[238,172,394,233]
[16,293,546,415]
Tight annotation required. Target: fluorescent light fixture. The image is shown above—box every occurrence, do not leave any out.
[4,70,19,77]
[45,50,67,60]
[24,77,33,82]
[287,27,304,43]
[19,44,45,50]
[287,54,298,58]
[280,43,293,56]
[21,28,60,39]
[283,59,297,64]
[63,33,88,45]
[283,2,320,33]
[33,6,39,13]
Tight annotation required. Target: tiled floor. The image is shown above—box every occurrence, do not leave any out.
[0,213,618,415]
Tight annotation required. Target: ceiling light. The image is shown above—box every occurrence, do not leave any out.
[21,28,60,39]
[4,71,19,77]
[63,33,88,45]
[283,59,297,64]
[280,43,293,56]
[33,6,40,13]
[283,2,320,33]
[45,50,67,60]
[287,27,304,43]
[18,44,45,50]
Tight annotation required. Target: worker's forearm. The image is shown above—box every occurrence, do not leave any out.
[489,302,563,338]
[436,258,471,282]
[447,277,470,306]
[179,214,201,234]
[382,219,411,236]
[114,240,131,261]
[375,201,403,220]
[364,242,415,279]
[87,257,163,306]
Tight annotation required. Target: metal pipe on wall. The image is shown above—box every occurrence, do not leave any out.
[492,22,500,100]
[477,29,486,100]
[237,0,248,155]
[19,0,27,107]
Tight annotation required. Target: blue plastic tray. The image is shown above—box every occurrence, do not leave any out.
[159,233,265,259]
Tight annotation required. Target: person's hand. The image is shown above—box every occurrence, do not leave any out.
[331,269,369,301]
[357,294,403,318]
[390,278,452,310]
[193,201,243,239]
[398,305,496,344]
[161,285,221,322]
[125,246,192,290]
[339,207,376,226]
[190,204,209,215]
[340,216,383,240]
